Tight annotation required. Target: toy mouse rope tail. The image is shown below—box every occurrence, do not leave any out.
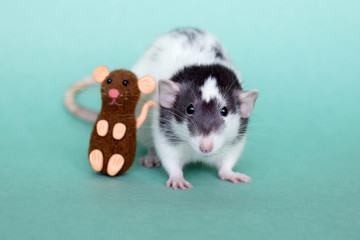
[136,100,157,129]
[64,77,99,122]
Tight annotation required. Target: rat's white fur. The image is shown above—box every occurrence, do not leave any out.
[131,28,252,189]
[132,29,240,82]
[200,77,224,104]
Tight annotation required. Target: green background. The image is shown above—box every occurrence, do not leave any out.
[1,0,359,239]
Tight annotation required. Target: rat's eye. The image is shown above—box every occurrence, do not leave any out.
[123,80,128,86]
[186,104,195,115]
[220,107,228,117]
[107,78,112,84]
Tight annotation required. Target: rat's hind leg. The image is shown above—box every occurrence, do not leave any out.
[89,149,104,172]
[139,147,161,168]
[107,154,125,176]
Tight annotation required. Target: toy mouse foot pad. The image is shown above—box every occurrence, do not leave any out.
[89,149,104,172]
[107,154,125,176]
[113,123,126,140]
[96,120,109,137]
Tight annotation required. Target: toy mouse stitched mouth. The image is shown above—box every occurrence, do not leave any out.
[109,99,123,106]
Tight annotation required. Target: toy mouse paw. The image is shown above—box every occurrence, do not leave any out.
[218,171,251,184]
[166,177,193,190]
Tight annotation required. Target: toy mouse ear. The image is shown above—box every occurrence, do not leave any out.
[138,76,156,94]
[93,66,110,83]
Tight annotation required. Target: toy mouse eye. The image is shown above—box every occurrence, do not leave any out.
[186,104,195,115]
[107,78,112,84]
[123,80,128,86]
[220,107,228,117]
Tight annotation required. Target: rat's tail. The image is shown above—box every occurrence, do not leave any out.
[64,77,99,122]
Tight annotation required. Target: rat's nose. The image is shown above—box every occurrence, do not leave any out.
[108,89,119,99]
[199,140,213,153]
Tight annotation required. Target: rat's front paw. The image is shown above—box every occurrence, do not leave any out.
[219,171,251,184]
[166,177,193,190]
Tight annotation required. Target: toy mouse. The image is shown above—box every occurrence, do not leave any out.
[88,66,156,176]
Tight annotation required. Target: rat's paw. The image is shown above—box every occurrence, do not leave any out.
[166,177,193,190]
[139,153,161,168]
[219,171,252,184]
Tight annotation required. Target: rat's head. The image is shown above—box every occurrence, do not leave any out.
[93,66,156,108]
[158,66,258,155]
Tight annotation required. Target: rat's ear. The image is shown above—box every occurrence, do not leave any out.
[93,66,110,83]
[158,80,180,108]
[238,90,259,118]
[138,76,156,94]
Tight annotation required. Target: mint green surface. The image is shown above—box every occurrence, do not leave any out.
[1,0,359,239]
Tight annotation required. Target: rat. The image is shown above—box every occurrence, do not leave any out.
[64,28,258,189]
[88,66,156,176]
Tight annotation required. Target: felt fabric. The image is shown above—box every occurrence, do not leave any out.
[89,69,140,175]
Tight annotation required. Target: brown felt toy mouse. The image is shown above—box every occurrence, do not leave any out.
[88,66,156,176]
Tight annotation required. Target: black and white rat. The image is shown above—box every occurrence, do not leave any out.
[65,28,258,190]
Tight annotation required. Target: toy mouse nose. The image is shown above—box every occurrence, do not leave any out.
[108,89,119,98]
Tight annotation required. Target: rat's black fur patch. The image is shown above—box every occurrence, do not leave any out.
[159,106,183,144]
[212,43,225,60]
[172,28,204,44]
